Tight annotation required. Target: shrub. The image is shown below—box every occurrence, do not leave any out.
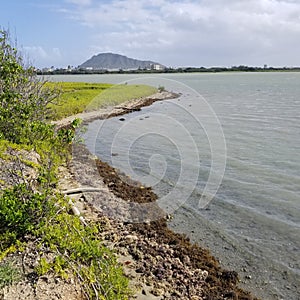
[0,29,58,144]
[37,210,130,299]
[0,184,55,250]
[0,29,131,299]
[158,85,165,92]
[0,185,131,299]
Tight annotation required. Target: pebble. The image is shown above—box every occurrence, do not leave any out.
[125,235,138,243]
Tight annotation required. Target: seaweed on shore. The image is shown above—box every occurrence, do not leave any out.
[94,156,258,300]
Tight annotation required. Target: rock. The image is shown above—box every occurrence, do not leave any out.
[183,255,190,265]
[125,235,139,243]
[151,287,164,296]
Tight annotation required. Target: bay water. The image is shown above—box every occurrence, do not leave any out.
[49,73,300,299]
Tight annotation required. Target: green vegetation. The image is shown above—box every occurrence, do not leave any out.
[47,82,112,119]
[48,82,157,120]
[0,32,58,144]
[0,183,130,299]
[37,207,129,299]
[0,261,21,289]
[86,84,157,111]
[0,29,130,299]
[38,65,300,76]
[0,184,54,250]
[158,85,165,92]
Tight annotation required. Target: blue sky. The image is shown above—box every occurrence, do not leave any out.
[1,0,300,68]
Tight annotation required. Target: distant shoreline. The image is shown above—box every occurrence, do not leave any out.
[38,67,300,76]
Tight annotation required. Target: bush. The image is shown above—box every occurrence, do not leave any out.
[0,29,131,299]
[0,29,58,144]
[0,184,55,250]
[158,85,165,92]
[0,184,131,299]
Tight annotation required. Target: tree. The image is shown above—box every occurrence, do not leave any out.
[0,29,58,143]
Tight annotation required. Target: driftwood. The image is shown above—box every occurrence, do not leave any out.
[68,199,88,226]
[62,187,106,195]
[62,187,106,226]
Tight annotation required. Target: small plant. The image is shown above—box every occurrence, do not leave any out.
[57,118,82,144]
[0,261,21,289]
[35,257,51,276]
[37,207,130,300]
[158,85,165,92]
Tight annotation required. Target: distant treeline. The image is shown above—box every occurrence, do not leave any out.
[37,65,300,75]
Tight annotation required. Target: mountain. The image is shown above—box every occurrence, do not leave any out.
[79,53,164,70]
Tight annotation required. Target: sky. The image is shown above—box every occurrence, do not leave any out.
[1,0,300,68]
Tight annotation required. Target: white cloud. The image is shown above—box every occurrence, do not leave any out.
[65,0,92,6]
[24,46,62,67]
[24,46,48,59]
[58,0,300,66]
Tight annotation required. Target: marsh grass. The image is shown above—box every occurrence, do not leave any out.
[47,82,157,120]
[47,82,112,120]
[86,84,157,111]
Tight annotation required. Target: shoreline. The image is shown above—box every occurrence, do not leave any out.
[53,90,179,129]
[59,91,258,299]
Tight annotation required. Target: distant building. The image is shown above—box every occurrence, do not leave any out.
[66,65,75,72]
[151,64,165,71]
[42,67,55,72]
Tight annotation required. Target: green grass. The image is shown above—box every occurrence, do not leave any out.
[48,82,157,120]
[47,82,112,120]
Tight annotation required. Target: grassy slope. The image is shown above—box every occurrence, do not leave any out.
[47,82,157,120]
